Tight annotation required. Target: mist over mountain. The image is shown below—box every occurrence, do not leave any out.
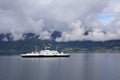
[1,30,120,42]
[0,31,61,41]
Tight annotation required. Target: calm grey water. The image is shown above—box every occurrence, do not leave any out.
[0,53,120,80]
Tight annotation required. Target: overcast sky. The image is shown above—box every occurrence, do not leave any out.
[0,0,120,41]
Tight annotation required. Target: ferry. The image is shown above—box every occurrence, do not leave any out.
[21,47,70,57]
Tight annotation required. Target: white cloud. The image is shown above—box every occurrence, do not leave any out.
[0,0,120,41]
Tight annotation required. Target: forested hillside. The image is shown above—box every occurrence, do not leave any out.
[0,32,120,55]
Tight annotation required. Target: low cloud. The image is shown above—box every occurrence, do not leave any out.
[56,20,120,41]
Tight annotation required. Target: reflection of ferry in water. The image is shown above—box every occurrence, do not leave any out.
[21,47,70,57]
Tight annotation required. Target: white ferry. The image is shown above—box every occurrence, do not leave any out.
[21,47,70,57]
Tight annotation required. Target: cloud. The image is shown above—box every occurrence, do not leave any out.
[0,0,120,41]
[56,20,120,41]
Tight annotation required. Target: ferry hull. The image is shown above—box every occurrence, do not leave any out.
[21,54,70,58]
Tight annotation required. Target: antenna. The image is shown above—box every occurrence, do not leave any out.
[56,45,57,50]
[35,45,37,52]
[45,47,46,50]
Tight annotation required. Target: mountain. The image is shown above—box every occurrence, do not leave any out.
[50,31,62,41]
[0,32,120,55]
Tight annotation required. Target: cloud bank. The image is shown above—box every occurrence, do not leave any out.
[0,0,120,41]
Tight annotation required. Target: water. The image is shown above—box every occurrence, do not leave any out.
[0,53,120,80]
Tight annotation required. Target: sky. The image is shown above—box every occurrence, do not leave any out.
[0,0,120,41]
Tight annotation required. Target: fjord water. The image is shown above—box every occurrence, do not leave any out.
[0,53,120,80]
